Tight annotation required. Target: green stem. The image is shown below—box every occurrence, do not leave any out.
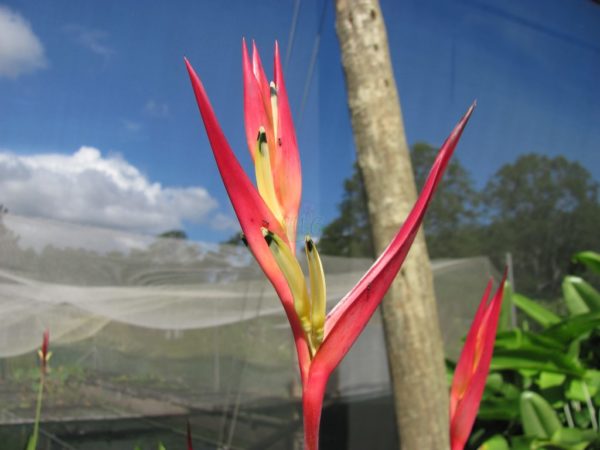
[29,372,45,449]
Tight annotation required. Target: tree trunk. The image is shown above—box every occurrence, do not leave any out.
[334,1,450,449]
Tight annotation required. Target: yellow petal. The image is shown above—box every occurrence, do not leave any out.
[255,127,284,225]
[263,229,311,337]
[306,236,326,349]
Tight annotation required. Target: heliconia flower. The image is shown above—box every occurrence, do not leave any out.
[37,329,51,375]
[185,41,475,450]
[449,272,507,450]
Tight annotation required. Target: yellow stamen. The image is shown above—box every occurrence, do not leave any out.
[255,127,284,224]
[306,236,326,349]
[263,228,315,354]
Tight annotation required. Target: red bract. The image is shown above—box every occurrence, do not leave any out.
[186,41,475,450]
[38,329,50,374]
[449,272,507,450]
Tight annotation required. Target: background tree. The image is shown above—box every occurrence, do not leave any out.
[318,163,374,258]
[319,144,479,259]
[481,154,600,297]
[157,229,188,240]
[411,142,479,258]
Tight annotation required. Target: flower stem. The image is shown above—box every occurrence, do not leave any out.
[302,372,327,450]
[29,372,45,450]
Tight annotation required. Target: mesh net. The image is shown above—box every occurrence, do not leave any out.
[0,213,499,448]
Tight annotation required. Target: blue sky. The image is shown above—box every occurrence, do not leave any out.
[0,0,598,245]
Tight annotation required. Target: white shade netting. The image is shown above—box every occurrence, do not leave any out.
[0,212,498,448]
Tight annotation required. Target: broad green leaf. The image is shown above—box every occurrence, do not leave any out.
[585,369,600,391]
[537,372,566,389]
[563,275,600,314]
[563,276,591,316]
[520,391,562,439]
[478,434,510,450]
[551,427,598,448]
[543,311,600,342]
[491,348,584,376]
[158,443,167,450]
[566,377,598,402]
[512,292,561,328]
[495,329,564,351]
[570,277,600,311]
[573,251,600,275]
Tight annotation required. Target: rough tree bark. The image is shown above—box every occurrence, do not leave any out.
[335,1,450,448]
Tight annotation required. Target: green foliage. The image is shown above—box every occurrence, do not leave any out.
[411,142,480,257]
[157,229,188,240]
[573,252,600,275]
[318,143,479,258]
[481,154,600,298]
[318,162,374,258]
[466,253,600,449]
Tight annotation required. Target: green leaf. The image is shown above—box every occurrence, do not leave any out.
[512,292,561,328]
[158,443,167,450]
[569,276,600,311]
[566,377,598,402]
[478,434,510,450]
[537,372,567,389]
[551,427,598,448]
[492,348,584,376]
[495,329,564,351]
[520,391,562,439]
[563,276,592,316]
[573,251,600,275]
[543,311,600,342]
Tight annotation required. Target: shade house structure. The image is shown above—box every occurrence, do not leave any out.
[0,213,498,449]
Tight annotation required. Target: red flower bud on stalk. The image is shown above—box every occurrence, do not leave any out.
[37,329,51,375]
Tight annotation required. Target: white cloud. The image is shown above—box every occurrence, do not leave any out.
[144,100,170,118]
[63,25,113,57]
[0,147,222,234]
[0,6,46,78]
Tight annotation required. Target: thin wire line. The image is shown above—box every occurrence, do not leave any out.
[285,0,302,71]
[297,0,328,128]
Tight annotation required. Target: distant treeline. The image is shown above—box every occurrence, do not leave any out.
[318,144,600,299]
